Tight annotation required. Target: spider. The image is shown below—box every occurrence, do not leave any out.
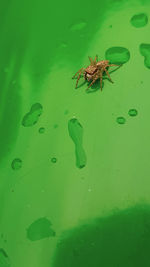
[72,55,122,90]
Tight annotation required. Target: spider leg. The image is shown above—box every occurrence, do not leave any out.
[104,68,113,83]
[75,70,84,88]
[94,55,98,63]
[86,73,99,90]
[99,72,103,90]
[72,68,84,79]
[108,64,122,67]
[89,56,95,66]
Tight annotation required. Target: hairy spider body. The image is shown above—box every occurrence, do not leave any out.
[72,56,121,90]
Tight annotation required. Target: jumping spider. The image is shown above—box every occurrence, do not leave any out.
[72,55,122,90]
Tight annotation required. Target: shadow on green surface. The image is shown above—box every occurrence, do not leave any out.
[53,204,150,267]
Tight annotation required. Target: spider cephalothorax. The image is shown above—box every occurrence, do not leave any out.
[72,56,122,90]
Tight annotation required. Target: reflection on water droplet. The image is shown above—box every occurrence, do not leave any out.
[11,158,22,170]
[51,157,57,163]
[39,127,45,133]
[116,117,126,124]
[130,13,148,28]
[128,109,138,117]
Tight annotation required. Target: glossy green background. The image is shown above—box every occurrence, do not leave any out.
[0,0,150,266]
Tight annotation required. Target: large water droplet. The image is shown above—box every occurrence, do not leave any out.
[22,103,43,127]
[68,118,87,168]
[27,217,56,241]
[130,13,148,28]
[105,47,130,64]
[139,43,150,69]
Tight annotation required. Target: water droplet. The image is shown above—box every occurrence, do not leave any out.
[116,117,126,124]
[61,43,67,48]
[12,80,16,85]
[130,13,148,28]
[22,103,43,127]
[11,158,22,170]
[51,157,57,163]
[54,124,58,129]
[105,47,130,64]
[70,21,87,31]
[68,118,87,169]
[27,217,56,241]
[0,249,10,266]
[128,109,138,117]
[139,43,150,69]
[4,68,9,73]
[39,127,45,133]
[64,110,69,115]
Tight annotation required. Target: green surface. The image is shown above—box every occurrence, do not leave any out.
[0,0,150,266]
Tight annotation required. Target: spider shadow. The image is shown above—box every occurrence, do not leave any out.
[74,65,122,93]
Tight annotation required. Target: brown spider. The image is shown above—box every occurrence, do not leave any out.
[72,55,122,90]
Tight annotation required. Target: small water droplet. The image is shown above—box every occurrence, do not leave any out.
[11,158,22,170]
[116,117,126,124]
[39,127,45,133]
[51,157,57,163]
[61,43,67,48]
[64,110,69,115]
[128,109,138,117]
[12,80,16,85]
[70,21,87,31]
[54,124,58,129]
[4,68,9,73]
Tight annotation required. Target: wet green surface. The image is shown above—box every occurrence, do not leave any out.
[53,205,150,267]
[0,0,150,266]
